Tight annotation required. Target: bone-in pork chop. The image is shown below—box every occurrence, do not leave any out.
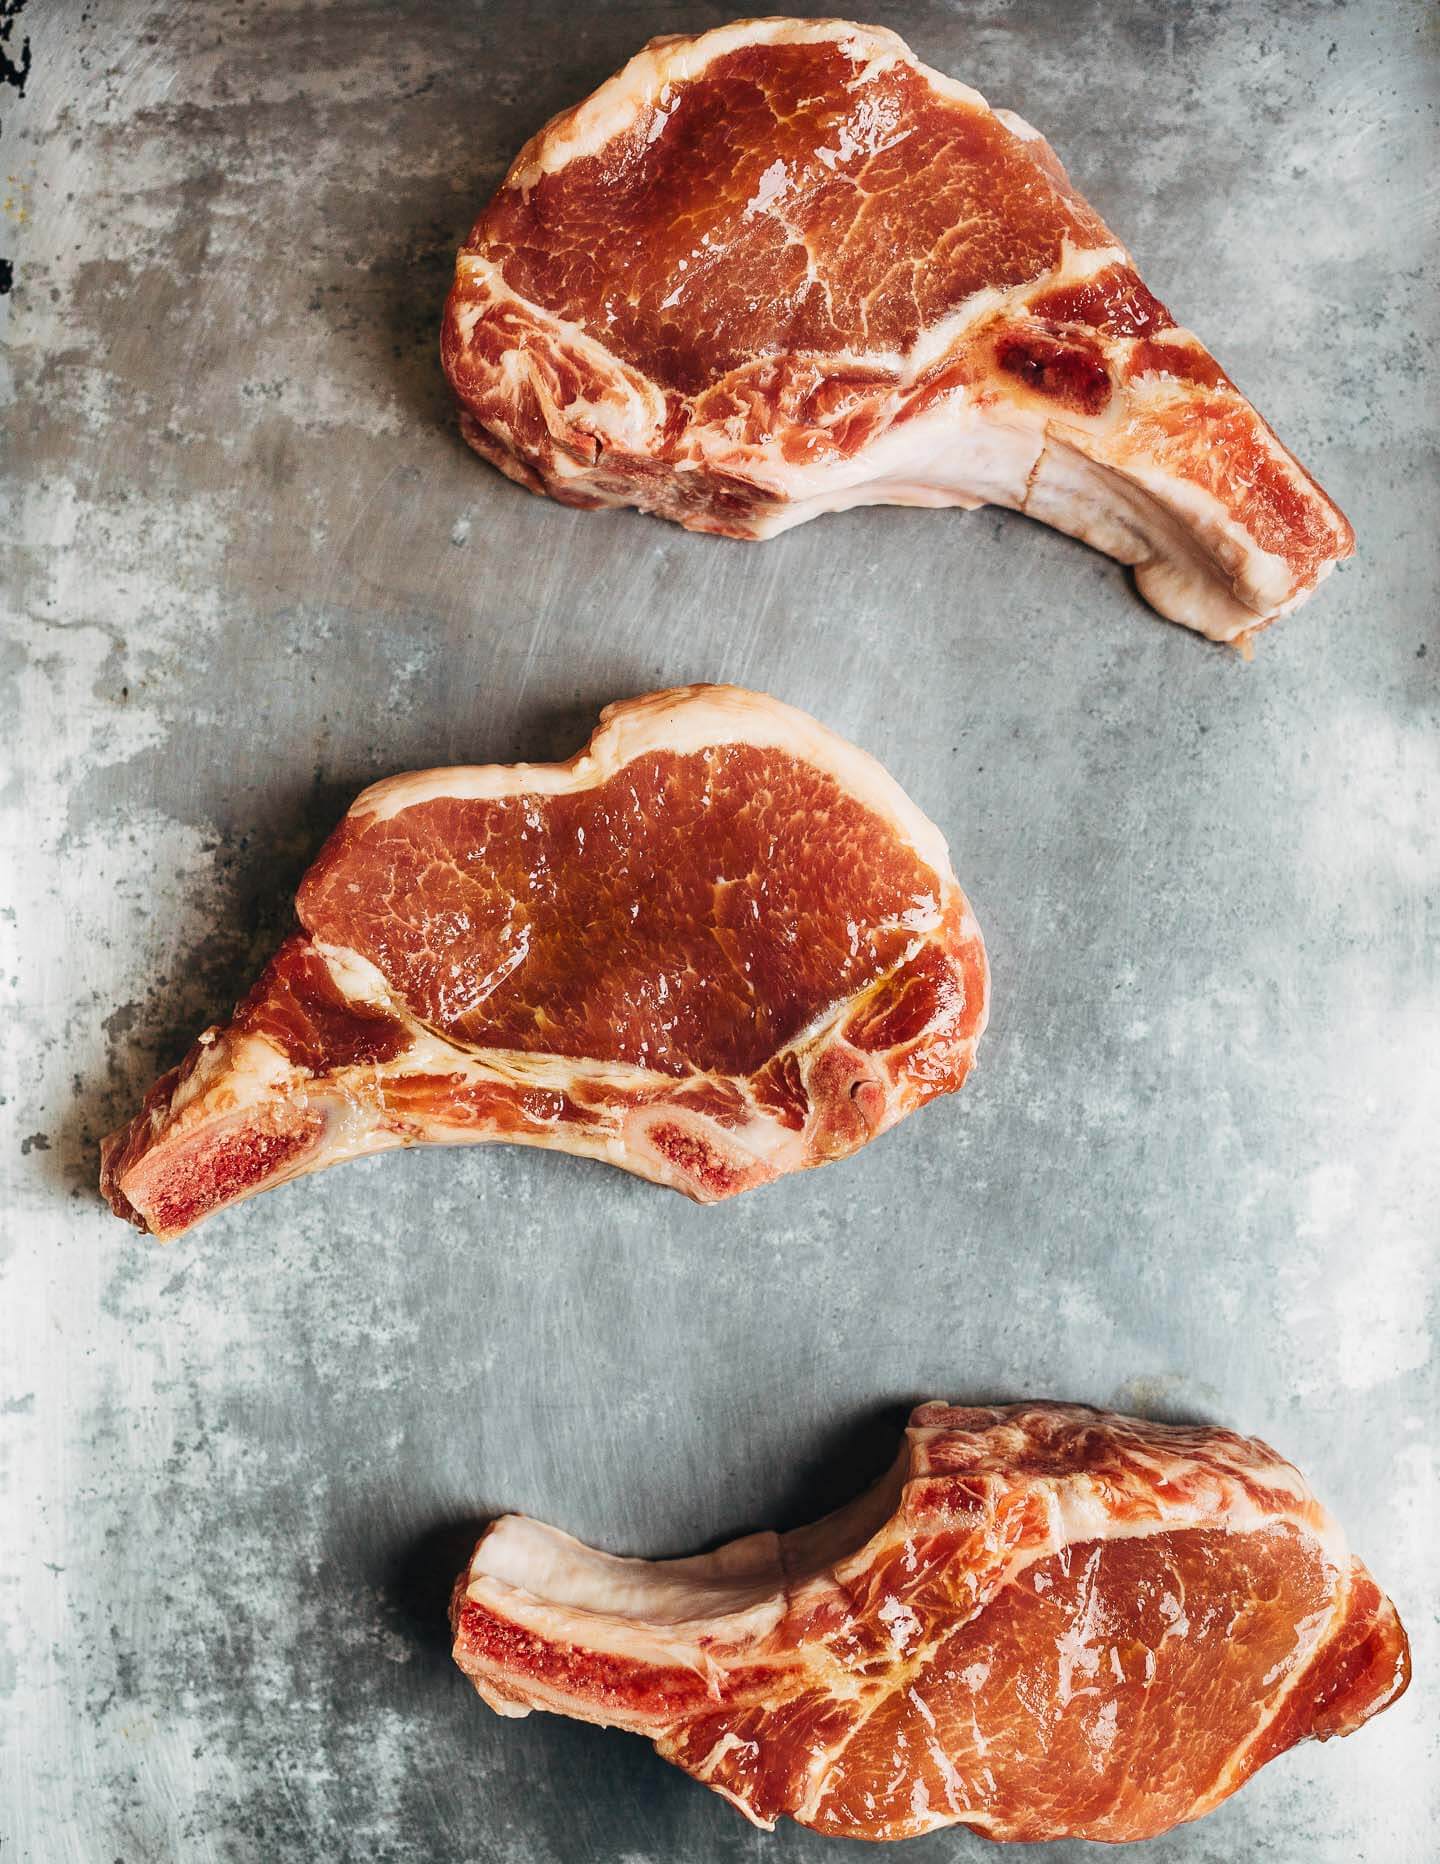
[452,1402,1409,1843]
[443,18,1353,646]
[101,687,987,1237]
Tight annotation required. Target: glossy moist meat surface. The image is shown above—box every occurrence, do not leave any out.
[100,686,988,1237]
[299,746,941,1077]
[442,18,1354,645]
[451,1404,1410,1844]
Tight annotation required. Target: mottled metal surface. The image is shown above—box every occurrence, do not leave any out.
[2,2,1436,1859]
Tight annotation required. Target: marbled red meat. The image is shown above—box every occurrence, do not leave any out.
[443,19,1354,645]
[452,1403,1409,1843]
[100,686,987,1237]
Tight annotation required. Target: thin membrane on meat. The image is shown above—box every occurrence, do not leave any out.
[100,686,988,1237]
[443,18,1354,645]
[451,1403,1410,1844]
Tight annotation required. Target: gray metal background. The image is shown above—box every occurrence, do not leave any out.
[3,3,1436,1860]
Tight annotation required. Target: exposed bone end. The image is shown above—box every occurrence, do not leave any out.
[101,1074,335,1240]
[450,1451,911,1736]
[622,1105,780,1202]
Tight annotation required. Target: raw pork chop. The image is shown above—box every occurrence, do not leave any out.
[101,687,987,1237]
[443,18,1353,646]
[452,1403,1409,1843]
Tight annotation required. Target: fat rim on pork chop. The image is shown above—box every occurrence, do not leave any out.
[452,1402,1410,1843]
[443,16,1354,646]
[101,685,988,1236]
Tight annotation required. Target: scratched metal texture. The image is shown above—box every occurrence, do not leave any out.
[2,2,1437,1859]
